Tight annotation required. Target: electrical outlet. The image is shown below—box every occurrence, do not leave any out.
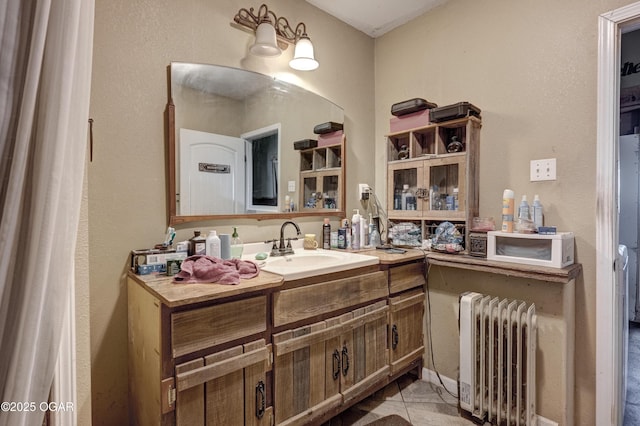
[530,158,557,181]
[288,180,295,192]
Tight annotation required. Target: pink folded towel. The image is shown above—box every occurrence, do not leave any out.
[173,255,260,285]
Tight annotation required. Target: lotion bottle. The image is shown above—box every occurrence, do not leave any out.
[501,189,515,233]
[532,195,544,231]
[351,209,361,250]
[518,195,530,221]
[206,230,221,258]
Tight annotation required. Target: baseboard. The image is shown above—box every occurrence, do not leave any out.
[421,367,458,394]
[421,368,557,426]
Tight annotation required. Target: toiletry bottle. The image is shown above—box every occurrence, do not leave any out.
[322,218,331,250]
[369,219,381,248]
[401,184,410,210]
[453,187,459,211]
[532,195,544,231]
[206,230,221,258]
[231,227,244,259]
[343,218,352,249]
[393,189,400,210]
[219,234,231,259]
[361,214,368,247]
[284,195,291,212]
[351,209,361,250]
[518,195,530,221]
[501,189,515,233]
[189,231,206,256]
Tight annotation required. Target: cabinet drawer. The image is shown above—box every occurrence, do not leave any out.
[171,296,267,357]
[273,271,388,327]
[389,262,426,294]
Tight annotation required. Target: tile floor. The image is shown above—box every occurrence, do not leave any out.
[327,374,479,426]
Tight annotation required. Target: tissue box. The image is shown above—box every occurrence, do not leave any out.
[389,110,430,133]
[486,231,574,268]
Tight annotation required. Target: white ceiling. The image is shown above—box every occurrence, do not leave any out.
[306,0,447,38]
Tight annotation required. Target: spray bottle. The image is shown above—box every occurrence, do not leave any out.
[351,209,361,250]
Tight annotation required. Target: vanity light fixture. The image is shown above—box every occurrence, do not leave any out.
[232,4,319,71]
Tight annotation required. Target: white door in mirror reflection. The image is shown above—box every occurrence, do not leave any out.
[179,128,245,215]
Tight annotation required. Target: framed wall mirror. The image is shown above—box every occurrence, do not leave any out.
[167,62,346,225]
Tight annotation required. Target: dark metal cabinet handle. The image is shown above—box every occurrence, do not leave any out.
[341,345,350,377]
[255,380,265,419]
[392,324,399,350]
[332,349,341,380]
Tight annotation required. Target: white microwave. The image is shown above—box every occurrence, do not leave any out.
[486,231,574,268]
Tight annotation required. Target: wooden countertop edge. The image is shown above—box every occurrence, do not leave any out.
[127,270,284,307]
[425,252,582,283]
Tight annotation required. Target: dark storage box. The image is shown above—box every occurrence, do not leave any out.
[429,102,481,122]
[468,231,488,258]
[313,122,343,134]
[391,98,438,117]
[293,139,317,150]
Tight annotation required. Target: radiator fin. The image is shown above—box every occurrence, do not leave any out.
[459,292,537,426]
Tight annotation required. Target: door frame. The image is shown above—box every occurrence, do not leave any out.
[597,3,640,425]
[242,123,282,213]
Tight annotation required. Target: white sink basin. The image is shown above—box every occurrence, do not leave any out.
[256,249,379,280]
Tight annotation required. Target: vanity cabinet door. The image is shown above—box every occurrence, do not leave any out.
[272,302,389,426]
[332,303,390,407]
[174,339,271,426]
[389,289,425,375]
[273,322,342,426]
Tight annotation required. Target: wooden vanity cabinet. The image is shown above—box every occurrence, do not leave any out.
[127,276,275,426]
[129,253,428,425]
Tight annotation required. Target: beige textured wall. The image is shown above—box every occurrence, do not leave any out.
[373,1,630,425]
[89,0,374,424]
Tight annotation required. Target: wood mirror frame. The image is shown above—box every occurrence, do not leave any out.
[166,63,346,226]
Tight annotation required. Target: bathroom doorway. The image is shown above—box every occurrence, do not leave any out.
[597,4,640,425]
[242,124,281,213]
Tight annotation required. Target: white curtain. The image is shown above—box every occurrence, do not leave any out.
[0,0,93,425]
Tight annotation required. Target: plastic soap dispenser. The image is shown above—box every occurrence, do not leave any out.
[206,230,221,258]
[351,209,361,250]
[230,227,243,259]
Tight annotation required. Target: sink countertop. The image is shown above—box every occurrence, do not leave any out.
[359,247,427,264]
[127,269,283,307]
[128,246,427,306]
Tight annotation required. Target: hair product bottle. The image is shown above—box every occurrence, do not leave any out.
[501,189,515,233]
[322,218,331,250]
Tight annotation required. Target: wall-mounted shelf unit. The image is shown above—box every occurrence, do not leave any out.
[386,116,481,248]
[299,135,345,212]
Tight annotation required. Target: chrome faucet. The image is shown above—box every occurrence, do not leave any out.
[268,221,301,256]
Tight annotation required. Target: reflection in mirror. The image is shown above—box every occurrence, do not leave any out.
[168,62,345,224]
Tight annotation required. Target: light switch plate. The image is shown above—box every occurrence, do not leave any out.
[288,180,295,192]
[530,158,557,181]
